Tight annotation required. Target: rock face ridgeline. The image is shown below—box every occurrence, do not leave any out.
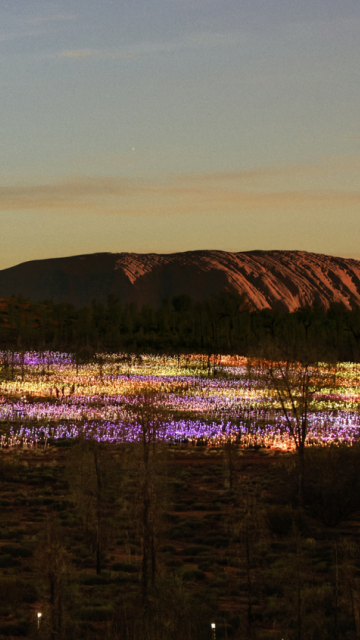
[0,250,359,311]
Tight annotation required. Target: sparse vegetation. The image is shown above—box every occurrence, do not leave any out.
[0,443,359,638]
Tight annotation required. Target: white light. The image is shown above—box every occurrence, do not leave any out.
[211,623,216,629]
[37,613,42,619]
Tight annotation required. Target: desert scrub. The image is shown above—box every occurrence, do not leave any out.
[78,605,113,621]
[182,568,207,581]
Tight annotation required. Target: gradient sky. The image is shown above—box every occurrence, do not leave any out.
[1,0,360,269]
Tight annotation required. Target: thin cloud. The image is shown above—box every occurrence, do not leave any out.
[61,49,100,59]
[60,49,136,60]
[59,29,243,62]
[175,156,360,189]
[0,177,135,211]
[281,15,360,40]
[0,175,360,217]
[0,29,40,43]
[24,14,76,25]
[0,14,76,46]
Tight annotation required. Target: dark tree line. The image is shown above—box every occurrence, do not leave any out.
[1,292,360,361]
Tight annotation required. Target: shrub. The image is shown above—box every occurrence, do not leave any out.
[183,545,208,556]
[182,569,207,581]
[208,576,227,588]
[1,545,32,558]
[312,560,329,573]
[42,474,56,483]
[22,583,38,604]
[75,545,92,559]
[267,506,294,537]
[208,537,229,548]
[111,562,139,573]
[173,503,187,511]
[198,561,216,572]
[0,620,28,636]
[78,605,113,621]
[164,512,180,523]
[227,557,241,568]
[59,510,72,520]
[111,573,138,583]
[9,529,24,540]
[204,513,222,522]
[216,557,228,566]
[215,495,234,504]
[165,558,183,568]
[80,573,111,585]
[172,480,186,490]
[0,554,20,568]
[0,576,33,604]
[159,544,177,554]
[303,445,360,526]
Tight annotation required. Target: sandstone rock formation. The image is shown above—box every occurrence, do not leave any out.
[0,250,359,311]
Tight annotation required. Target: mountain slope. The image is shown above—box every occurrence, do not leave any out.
[0,250,359,311]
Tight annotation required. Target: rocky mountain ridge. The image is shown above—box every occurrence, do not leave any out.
[0,250,359,311]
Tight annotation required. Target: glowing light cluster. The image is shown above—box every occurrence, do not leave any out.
[0,351,359,449]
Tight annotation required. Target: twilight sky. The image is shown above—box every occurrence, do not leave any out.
[1,0,360,269]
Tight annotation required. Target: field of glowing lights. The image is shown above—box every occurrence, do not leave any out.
[1,351,360,450]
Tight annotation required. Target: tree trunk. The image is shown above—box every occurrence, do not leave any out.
[296,547,302,640]
[94,448,102,575]
[96,537,101,576]
[150,529,156,586]
[245,529,252,637]
[58,592,62,636]
[142,493,150,608]
[352,586,360,639]
[50,578,56,640]
[334,542,339,639]
[298,445,305,509]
